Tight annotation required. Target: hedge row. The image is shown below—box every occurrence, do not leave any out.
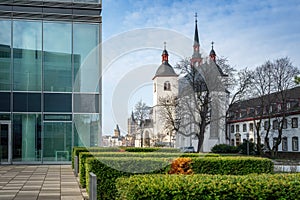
[124,147,180,153]
[116,173,300,200]
[84,156,273,200]
[78,152,208,187]
[72,147,120,168]
[85,157,168,200]
[191,157,273,175]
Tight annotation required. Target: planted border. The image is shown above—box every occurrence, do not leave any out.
[116,174,300,200]
[85,157,169,200]
[78,152,203,187]
[191,157,274,175]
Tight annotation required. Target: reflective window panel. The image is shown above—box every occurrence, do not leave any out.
[0,92,10,112]
[44,93,72,113]
[43,122,72,161]
[43,22,72,92]
[73,23,100,92]
[0,20,11,91]
[13,93,41,112]
[13,20,42,91]
[74,94,99,113]
[74,114,99,147]
[12,114,42,162]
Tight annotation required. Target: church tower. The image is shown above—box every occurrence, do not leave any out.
[152,43,178,144]
[191,13,202,67]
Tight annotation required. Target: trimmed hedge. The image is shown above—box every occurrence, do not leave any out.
[191,157,274,175]
[78,152,204,187]
[72,146,120,168]
[116,173,300,200]
[124,147,180,153]
[211,144,239,153]
[85,157,169,200]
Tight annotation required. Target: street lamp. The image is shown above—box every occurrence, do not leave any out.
[246,133,249,155]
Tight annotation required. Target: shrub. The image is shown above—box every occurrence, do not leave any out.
[124,147,180,153]
[211,144,239,153]
[116,173,300,200]
[191,157,273,175]
[72,146,120,169]
[79,152,186,188]
[237,141,256,155]
[168,157,193,175]
[85,157,169,200]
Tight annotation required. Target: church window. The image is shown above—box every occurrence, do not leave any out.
[164,81,171,91]
[154,83,156,92]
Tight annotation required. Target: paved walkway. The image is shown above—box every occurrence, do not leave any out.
[0,165,84,200]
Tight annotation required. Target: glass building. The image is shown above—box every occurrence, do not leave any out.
[0,0,102,164]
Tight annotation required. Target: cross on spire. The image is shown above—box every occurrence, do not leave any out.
[194,12,198,23]
[211,41,214,49]
[164,41,166,50]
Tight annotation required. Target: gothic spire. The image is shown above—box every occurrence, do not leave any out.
[191,12,202,65]
[194,12,199,48]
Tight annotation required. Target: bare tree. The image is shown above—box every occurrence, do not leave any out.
[157,58,216,152]
[133,100,150,147]
[219,57,253,141]
[251,57,299,157]
[295,76,300,84]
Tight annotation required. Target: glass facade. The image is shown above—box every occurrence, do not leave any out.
[0,0,101,163]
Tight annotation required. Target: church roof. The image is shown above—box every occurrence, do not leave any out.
[154,62,177,78]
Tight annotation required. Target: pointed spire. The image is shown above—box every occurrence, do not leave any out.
[194,12,199,47]
[162,41,169,63]
[209,41,216,62]
[191,12,202,65]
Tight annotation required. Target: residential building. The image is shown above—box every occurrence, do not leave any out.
[227,86,300,152]
[0,0,102,164]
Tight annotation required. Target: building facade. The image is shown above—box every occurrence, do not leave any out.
[0,0,101,164]
[227,86,300,152]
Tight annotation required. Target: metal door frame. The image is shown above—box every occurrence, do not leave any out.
[0,121,12,164]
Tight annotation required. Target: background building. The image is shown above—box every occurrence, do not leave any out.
[0,0,101,164]
[227,86,300,152]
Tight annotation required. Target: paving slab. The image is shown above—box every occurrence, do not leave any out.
[0,165,85,200]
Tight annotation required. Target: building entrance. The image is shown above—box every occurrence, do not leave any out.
[0,122,11,164]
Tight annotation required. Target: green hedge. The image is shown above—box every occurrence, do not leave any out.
[191,157,274,175]
[211,144,239,153]
[116,173,300,200]
[72,146,120,168]
[85,157,169,200]
[124,147,180,153]
[78,152,205,187]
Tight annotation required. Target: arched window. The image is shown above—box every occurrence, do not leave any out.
[154,83,156,92]
[292,137,299,151]
[164,81,171,91]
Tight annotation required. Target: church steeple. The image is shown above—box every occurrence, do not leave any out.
[209,41,216,62]
[193,13,200,51]
[191,12,202,66]
[162,42,168,63]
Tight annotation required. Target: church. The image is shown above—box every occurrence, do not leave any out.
[128,15,228,152]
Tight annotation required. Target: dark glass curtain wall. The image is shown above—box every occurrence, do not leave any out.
[0,18,100,163]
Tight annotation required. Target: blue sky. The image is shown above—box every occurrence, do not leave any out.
[101,0,300,135]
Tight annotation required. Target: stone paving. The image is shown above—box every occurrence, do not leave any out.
[0,165,84,200]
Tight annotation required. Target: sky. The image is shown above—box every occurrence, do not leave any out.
[101,0,300,135]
